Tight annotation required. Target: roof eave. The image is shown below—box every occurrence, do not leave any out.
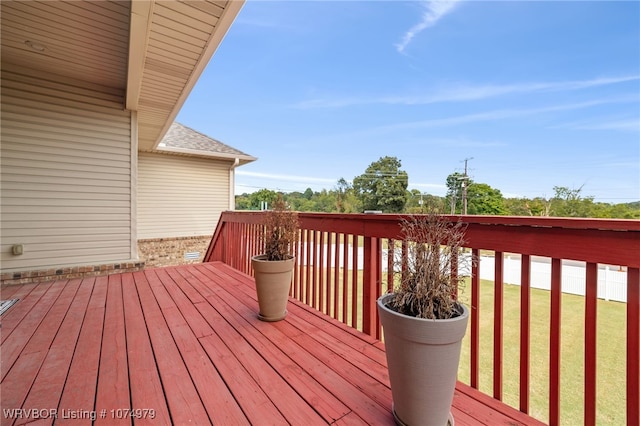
[155,145,257,165]
[126,0,154,111]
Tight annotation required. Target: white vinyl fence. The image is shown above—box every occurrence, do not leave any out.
[478,255,628,303]
[299,243,628,303]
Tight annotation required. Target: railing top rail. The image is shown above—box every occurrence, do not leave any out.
[208,211,640,267]
[217,210,640,230]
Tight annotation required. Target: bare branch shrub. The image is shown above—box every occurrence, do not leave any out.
[387,213,474,319]
[262,196,300,261]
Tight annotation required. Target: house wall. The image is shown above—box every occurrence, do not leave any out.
[137,152,231,240]
[0,67,136,275]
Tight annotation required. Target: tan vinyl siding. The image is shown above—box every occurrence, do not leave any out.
[138,152,230,239]
[0,69,133,273]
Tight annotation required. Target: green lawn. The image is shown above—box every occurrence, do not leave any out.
[457,280,627,425]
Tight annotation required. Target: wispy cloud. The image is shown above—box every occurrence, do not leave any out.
[376,98,637,131]
[293,75,640,109]
[236,170,336,184]
[313,96,638,143]
[562,118,640,132]
[428,137,508,148]
[396,1,462,54]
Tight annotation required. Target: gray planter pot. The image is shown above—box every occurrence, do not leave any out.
[251,255,295,322]
[377,293,469,426]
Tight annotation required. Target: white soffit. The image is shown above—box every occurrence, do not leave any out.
[134,0,245,152]
[1,0,245,152]
[1,0,130,92]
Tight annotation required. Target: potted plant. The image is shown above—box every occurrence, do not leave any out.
[251,195,300,322]
[377,212,474,426]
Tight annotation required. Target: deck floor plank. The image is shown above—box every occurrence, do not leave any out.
[15,279,94,426]
[183,285,329,424]
[1,282,54,345]
[1,279,81,421]
[145,269,251,425]
[198,264,395,425]
[1,284,24,301]
[1,281,65,375]
[203,264,392,407]
[205,285,354,423]
[133,271,211,425]
[94,275,130,426]
[156,264,292,425]
[1,262,546,426]
[207,262,390,369]
[156,268,215,338]
[56,276,108,425]
[455,382,546,425]
[176,265,353,424]
[1,282,38,306]
[164,264,322,426]
[121,273,172,426]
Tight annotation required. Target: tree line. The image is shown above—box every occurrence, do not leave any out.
[235,156,640,219]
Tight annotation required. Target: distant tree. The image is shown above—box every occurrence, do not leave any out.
[234,180,640,217]
[503,197,552,216]
[405,189,423,213]
[466,183,506,215]
[302,188,314,200]
[550,185,594,217]
[335,178,360,213]
[406,190,446,214]
[606,202,640,219]
[445,172,470,214]
[249,189,279,210]
[313,189,335,212]
[527,197,553,216]
[235,193,251,210]
[289,195,314,211]
[352,156,408,213]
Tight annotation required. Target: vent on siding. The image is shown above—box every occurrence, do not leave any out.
[184,252,200,260]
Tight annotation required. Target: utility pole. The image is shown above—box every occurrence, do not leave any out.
[461,157,473,215]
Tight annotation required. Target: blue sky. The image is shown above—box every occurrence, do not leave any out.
[177,0,640,204]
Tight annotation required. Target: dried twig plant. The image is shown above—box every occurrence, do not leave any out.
[387,212,473,320]
[262,195,300,261]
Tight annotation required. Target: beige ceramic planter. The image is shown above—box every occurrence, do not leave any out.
[251,255,295,322]
[377,293,469,426]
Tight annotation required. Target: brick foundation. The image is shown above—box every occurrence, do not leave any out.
[137,235,211,268]
[0,261,146,286]
[0,236,212,286]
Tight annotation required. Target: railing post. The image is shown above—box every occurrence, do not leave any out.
[386,239,395,294]
[584,262,597,426]
[342,235,349,325]
[628,267,640,426]
[493,251,504,401]
[471,248,480,389]
[351,238,358,328]
[362,236,379,337]
[519,254,531,414]
[549,258,562,426]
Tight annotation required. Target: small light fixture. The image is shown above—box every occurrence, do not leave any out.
[24,40,46,52]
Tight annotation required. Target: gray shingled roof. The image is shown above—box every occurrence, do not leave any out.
[157,122,255,162]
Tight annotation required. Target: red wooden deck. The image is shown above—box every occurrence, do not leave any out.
[1,262,544,425]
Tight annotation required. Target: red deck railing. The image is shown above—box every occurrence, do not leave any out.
[204,212,640,426]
